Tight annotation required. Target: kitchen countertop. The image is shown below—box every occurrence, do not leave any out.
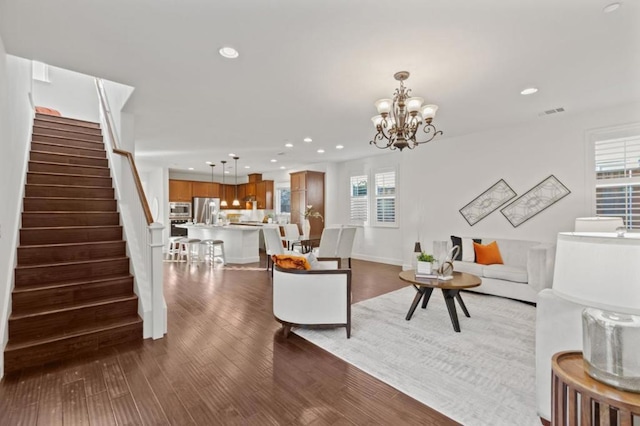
[176,223,264,231]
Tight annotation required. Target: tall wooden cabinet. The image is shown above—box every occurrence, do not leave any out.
[290,171,325,236]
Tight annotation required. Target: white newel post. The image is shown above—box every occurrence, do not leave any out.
[148,222,166,339]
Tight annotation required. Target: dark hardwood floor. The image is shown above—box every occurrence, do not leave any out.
[0,257,458,425]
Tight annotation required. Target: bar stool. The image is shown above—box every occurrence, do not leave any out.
[200,239,226,265]
[178,238,202,264]
[165,236,183,261]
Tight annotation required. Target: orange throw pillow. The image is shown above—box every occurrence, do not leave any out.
[473,241,504,265]
[35,106,62,116]
[272,254,311,270]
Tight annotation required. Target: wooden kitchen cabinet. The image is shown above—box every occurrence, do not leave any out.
[291,172,306,191]
[219,184,233,208]
[245,182,256,197]
[289,171,324,236]
[192,182,220,198]
[237,184,246,203]
[169,180,193,202]
[256,180,274,209]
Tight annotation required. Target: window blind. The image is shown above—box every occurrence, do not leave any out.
[375,171,396,224]
[595,137,640,229]
[350,175,368,223]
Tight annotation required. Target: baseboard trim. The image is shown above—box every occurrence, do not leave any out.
[352,253,403,266]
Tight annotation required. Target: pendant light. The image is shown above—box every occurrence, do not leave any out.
[232,156,240,207]
[209,164,216,205]
[220,160,228,207]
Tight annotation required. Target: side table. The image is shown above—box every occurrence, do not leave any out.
[551,351,640,426]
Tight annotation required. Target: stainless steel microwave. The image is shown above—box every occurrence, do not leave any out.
[169,202,191,219]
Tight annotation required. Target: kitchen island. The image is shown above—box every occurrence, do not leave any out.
[176,224,262,264]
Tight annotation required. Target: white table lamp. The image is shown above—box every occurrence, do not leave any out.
[553,232,640,391]
[574,217,624,232]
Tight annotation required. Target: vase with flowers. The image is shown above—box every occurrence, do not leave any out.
[303,205,323,237]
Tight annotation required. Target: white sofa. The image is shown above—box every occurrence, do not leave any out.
[452,238,556,303]
[272,258,352,338]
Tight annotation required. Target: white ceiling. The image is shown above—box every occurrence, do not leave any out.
[1,0,639,178]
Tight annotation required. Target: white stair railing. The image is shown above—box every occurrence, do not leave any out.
[95,78,166,339]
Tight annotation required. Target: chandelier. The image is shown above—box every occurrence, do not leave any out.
[370,71,443,151]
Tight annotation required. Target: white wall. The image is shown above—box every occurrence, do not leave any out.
[0,50,35,377]
[335,102,640,268]
[101,80,134,149]
[33,65,99,122]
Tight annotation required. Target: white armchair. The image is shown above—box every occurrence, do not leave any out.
[273,258,352,338]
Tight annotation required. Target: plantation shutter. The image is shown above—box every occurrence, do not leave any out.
[375,171,396,224]
[350,175,368,223]
[595,137,640,229]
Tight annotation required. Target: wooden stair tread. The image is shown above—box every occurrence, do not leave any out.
[31,140,105,152]
[35,116,100,130]
[35,114,100,127]
[12,273,134,293]
[23,197,114,202]
[10,294,137,320]
[33,124,102,137]
[26,183,113,190]
[17,240,126,250]
[31,150,107,161]
[32,132,103,145]
[29,160,108,170]
[5,315,142,351]
[18,224,121,230]
[15,256,127,270]
[27,171,111,179]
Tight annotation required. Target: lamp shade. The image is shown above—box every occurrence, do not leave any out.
[406,97,424,113]
[553,232,640,315]
[421,104,438,120]
[374,99,392,114]
[574,217,624,232]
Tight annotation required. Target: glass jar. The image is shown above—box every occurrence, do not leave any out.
[582,308,640,392]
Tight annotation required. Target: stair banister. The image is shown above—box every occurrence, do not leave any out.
[94,78,166,340]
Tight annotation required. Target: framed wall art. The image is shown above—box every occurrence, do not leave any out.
[459,179,517,226]
[501,175,571,227]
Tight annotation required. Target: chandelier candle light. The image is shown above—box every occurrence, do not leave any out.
[232,156,240,207]
[370,71,443,151]
[220,160,228,207]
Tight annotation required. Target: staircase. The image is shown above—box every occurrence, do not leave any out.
[4,113,143,373]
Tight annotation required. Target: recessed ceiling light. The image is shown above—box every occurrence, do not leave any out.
[188,167,194,170]
[336,145,344,149]
[219,47,239,59]
[270,159,277,163]
[228,153,236,157]
[520,87,538,95]
[244,165,251,169]
[317,149,325,153]
[303,137,312,143]
[285,143,293,148]
[603,2,621,13]
[280,166,285,170]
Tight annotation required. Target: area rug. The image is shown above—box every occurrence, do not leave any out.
[293,286,539,426]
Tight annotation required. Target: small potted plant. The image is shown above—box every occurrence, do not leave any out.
[416,252,435,275]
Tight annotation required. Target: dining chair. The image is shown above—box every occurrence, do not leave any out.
[263,226,298,275]
[283,224,302,252]
[336,226,357,268]
[315,227,341,257]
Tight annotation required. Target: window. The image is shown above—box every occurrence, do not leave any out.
[276,188,291,214]
[349,175,368,223]
[595,136,640,229]
[374,170,397,225]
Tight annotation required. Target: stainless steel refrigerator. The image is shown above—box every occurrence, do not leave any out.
[192,197,220,225]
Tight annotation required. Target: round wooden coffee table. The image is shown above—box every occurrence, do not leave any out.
[399,270,482,332]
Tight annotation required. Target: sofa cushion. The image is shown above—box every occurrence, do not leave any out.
[474,241,504,265]
[483,264,528,283]
[450,236,481,261]
[452,261,484,277]
[494,239,539,269]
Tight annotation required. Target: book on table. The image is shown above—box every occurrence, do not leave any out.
[414,272,453,281]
